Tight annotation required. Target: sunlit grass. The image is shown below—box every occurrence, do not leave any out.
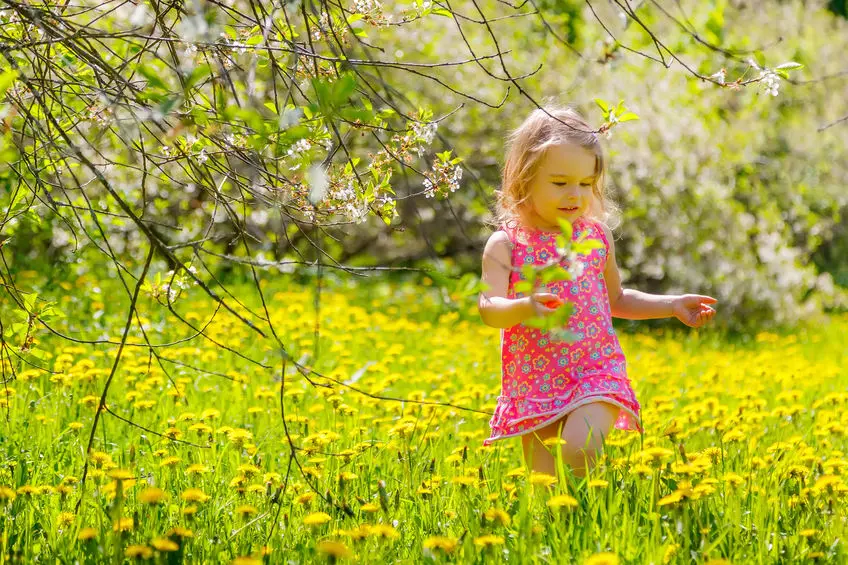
[0,272,846,563]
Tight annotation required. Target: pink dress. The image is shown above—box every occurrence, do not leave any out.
[483,217,642,445]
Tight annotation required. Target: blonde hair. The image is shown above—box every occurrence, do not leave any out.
[493,105,620,230]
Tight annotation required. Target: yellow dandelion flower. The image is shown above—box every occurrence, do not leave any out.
[151,537,179,552]
[235,505,258,517]
[483,507,512,526]
[722,472,745,487]
[546,494,578,509]
[444,454,462,465]
[227,429,253,446]
[423,536,459,553]
[368,523,400,539]
[229,475,248,488]
[77,527,97,541]
[631,464,654,478]
[338,471,358,482]
[657,492,684,507]
[185,464,209,475]
[585,552,620,565]
[505,467,526,478]
[263,472,282,485]
[138,487,168,505]
[125,545,153,559]
[722,429,745,443]
[166,527,194,539]
[662,544,680,564]
[182,505,198,517]
[542,437,567,447]
[799,529,820,538]
[451,475,476,486]
[588,479,609,488]
[317,540,351,559]
[231,557,262,565]
[113,517,134,532]
[180,488,210,503]
[159,456,181,468]
[360,502,379,513]
[812,475,843,493]
[57,512,75,526]
[0,486,16,503]
[473,534,504,548]
[68,422,84,430]
[286,486,308,505]
[16,485,38,497]
[55,484,73,497]
[303,512,332,526]
[529,472,557,487]
[693,484,716,498]
[200,408,221,420]
[236,464,260,477]
[346,524,372,540]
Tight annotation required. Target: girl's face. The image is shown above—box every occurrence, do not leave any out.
[522,142,597,231]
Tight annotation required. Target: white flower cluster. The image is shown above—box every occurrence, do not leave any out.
[552,247,587,278]
[330,180,370,224]
[312,11,332,41]
[759,70,780,97]
[412,121,438,153]
[286,139,312,171]
[353,0,382,14]
[287,139,311,157]
[423,160,462,199]
[149,266,199,303]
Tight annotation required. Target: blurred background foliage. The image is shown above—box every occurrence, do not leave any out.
[0,0,846,333]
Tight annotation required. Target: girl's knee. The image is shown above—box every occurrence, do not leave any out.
[562,401,619,448]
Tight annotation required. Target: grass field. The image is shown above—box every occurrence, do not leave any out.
[1,273,846,564]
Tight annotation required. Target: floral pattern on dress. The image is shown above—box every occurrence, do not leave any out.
[483,217,643,445]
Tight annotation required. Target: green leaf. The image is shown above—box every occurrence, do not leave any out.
[572,239,604,254]
[520,264,537,285]
[432,8,453,17]
[184,64,212,90]
[557,218,573,241]
[617,112,639,122]
[138,64,168,92]
[775,62,803,70]
[514,281,533,294]
[594,98,610,113]
[541,266,571,284]
[0,70,18,96]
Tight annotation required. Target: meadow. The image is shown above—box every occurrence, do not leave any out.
[1,272,846,564]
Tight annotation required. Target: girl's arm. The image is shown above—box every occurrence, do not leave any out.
[600,224,717,328]
[477,231,559,328]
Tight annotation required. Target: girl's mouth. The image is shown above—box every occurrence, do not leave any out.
[559,207,578,212]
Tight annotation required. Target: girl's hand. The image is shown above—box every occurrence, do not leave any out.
[672,295,717,328]
[528,292,563,318]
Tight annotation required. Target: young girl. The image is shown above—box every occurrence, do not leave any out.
[478,106,717,480]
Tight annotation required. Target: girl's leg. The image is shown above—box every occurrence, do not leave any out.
[559,401,620,478]
[521,414,568,476]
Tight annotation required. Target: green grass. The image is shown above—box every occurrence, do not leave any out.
[0,272,846,564]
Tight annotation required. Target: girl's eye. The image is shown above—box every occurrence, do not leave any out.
[552,182,567,187]
[580,182,593,187]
